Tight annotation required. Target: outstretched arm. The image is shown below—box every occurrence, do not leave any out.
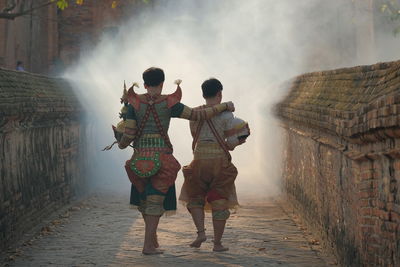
[171,101,235,121]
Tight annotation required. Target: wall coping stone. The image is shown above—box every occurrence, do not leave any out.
[275,60,400,143]
[0,67,82,133]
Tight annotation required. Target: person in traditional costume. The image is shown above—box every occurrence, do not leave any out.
[179,78,250,252]
[111,68,235,255]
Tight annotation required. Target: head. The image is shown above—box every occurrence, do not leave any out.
[143,67,165,96]
[202,78,223,104]
[17,61,23,66]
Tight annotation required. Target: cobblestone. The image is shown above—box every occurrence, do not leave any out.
[4,193,336,267]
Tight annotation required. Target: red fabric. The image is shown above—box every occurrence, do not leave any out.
[127,87,141,110]
[125,153,181,194]
[127,85,182,111]
[166,86,182,108]
[206,189,226,203]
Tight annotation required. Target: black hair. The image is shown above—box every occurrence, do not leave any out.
[17,61,23,65]
[142,67,165,86]
[201,78,223,98]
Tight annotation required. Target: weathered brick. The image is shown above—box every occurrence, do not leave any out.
[390,212,400,222]
[383,221,398,232]
[360,207,373,216]
[0,68,89,251]
[361,225,375,235]
[361,217,377,226]
[359,199,373,208]
[278,59,400,267]
[359,181,377,191]
[361,171,374,180]
[378,210,390,221]
[359,191,377,199]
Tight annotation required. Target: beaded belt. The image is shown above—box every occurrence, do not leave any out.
[135,134,172,154]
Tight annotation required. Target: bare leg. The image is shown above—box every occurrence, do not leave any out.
[212,219,229,252]
[189,207,207,248]
[142,215,163,255]
[142,214,159,248]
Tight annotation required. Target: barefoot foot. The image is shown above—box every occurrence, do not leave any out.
[142,248,164,255]
[213,242,229,252]
[190,233,207,248]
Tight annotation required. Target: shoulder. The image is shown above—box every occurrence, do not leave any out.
[193,105,204,110]
[127,88,142,110]
[165,86,182,108]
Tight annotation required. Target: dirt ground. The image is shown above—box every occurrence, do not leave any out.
[3,193,337,267]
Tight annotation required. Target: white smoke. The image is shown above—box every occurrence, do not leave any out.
[65,0,400,199]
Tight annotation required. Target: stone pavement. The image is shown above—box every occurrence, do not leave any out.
[4,193,336,267]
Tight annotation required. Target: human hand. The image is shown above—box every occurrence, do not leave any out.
[226,101,235,112]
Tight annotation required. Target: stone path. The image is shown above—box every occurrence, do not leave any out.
[4,193,336,267]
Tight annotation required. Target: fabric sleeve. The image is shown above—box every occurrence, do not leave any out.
[170,102,186,118]
[173,102,229,121]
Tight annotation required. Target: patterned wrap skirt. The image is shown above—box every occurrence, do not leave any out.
[179,155,239,211]
[126,151,181,214]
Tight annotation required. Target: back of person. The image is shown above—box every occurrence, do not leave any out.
[112,68,234,255]
[190,110,234,160]
[179,77,249,252]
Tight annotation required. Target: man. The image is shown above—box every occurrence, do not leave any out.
[179,78,249,252]
[116,68,235,255]
[16,61,25,71]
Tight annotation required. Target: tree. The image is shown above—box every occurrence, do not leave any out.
[0,0,149,20]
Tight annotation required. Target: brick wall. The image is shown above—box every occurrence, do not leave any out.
[276,60,400,266]
[0,0,59,74]
[0,0,148,74]
[0,68,89,251]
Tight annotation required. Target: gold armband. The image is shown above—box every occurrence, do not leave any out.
[124,119,137,138]
[214,103,228,113]
[118,119,137,149]
[180,106,193,120]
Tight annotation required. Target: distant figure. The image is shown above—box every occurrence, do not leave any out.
[49,57,65,76]
[16,61,25,71]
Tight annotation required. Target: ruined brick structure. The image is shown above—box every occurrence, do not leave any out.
[0,0,59,74]
[276,60,400,266]
[0,68,88,251]
[0,0,143,74]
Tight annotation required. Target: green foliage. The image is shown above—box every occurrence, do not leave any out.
[54,0,150,10]
[55,0,68,10]
[379,0,400,35]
